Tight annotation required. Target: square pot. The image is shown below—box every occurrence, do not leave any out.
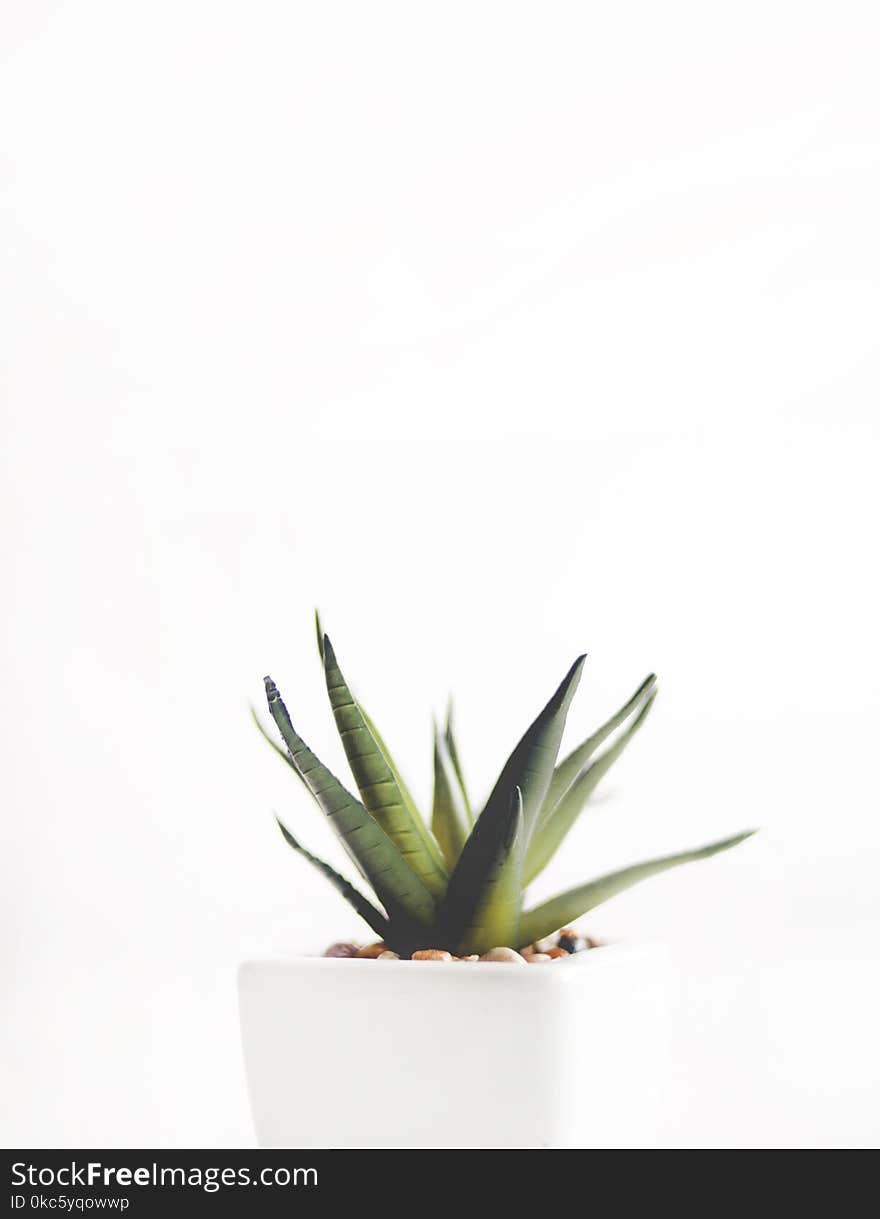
[238,943,670,1149]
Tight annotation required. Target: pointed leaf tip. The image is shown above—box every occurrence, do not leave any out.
[506,786,524,847]
[558,653,587,698]
[474,653,588,843]
[274,814,298,845]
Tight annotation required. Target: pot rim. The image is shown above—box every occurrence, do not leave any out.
[239,940,663,987]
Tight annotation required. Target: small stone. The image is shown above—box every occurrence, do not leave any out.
[522,938,558,957]
[411,949,453,962]
[547,946,570,960]
[557,929,589,954]
[356,942,388,959]
[453,955,480,962]
[479,947,527,964]
[526,952,553,964]
[377,950,400,960]
[323,942,360,958]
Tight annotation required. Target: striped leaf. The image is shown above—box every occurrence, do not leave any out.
[316,615,429,855]
[264,676,435,929]
[359,704,424,832]
[322,636,447,898]
[518,830,757,946]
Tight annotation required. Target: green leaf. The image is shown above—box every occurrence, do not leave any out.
[525,689,657,883]
[518,830,757,946]
[275,816,390,940]
[359,704,424,830]
[435,656,585,952]
[264,675,436,930]
[439,787,525,956]
[322,636,448,899]
[444,700,473,825]
[431,721,470,869]
[481,654,587,841]
[539,674,656,827]
[314,609,325,662]
[315,618,427,843]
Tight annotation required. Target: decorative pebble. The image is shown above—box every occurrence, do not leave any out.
[479,947,527,964]
[323,942,360,958]
[377,950,400,960]
[526,952,553,964]
[411,949,453,962]
[356,942,388,958]
[455,955,480,962]
[557,928,589,954]
[546,946,570,960]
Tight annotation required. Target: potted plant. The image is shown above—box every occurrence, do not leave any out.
[239,620,754,1149]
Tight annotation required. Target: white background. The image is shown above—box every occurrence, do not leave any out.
[2,1,878,1148]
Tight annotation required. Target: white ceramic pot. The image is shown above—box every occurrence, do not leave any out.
[239,943,670,1149]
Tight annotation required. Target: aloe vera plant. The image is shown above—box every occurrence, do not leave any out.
[256,620,755,957]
